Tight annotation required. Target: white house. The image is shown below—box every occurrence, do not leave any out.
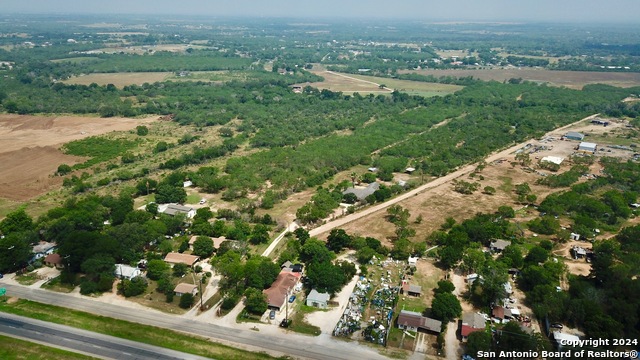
[115,264,142,280]
[158,203,196,219]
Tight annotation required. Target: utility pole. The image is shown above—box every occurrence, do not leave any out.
[199,275,205,310]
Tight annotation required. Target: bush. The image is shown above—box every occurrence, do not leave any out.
[179,293,195,309]
[57,164,72,175]
[221,294,240,310]
[119,276,148,297]
[136,125,149,136]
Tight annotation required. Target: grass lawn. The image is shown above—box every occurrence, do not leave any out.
[0,334,97,360]
[40,275,77,293]
[0,299,275,360]
[288,304,322,336]
[15,272,39,286]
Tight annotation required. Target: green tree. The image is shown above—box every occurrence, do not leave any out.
[0,209,34,235]
[326,229,352,253]
[249,224,270,245]
[192,236,214,258]
[173,263,189,277]
[430,292,461,324]
[465,330,492,356]
[244,287,268,315]
[119,276,148,297]
[146,259,170,280]
[0,232,32,273]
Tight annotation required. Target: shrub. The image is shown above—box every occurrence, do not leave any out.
[179,293,195,309]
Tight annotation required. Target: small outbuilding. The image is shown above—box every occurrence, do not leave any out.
[401,281,422,297]
[541,156,564,165]
[174,283,198,297]
[306,289,330,309]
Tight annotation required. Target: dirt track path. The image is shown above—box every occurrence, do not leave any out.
[323,71,392,91]
[310,113,599,238]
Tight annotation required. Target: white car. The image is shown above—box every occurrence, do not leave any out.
[199,199,206,204]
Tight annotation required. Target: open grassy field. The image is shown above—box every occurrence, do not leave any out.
[0,334,96,360]
[307,70,462,96]
[399,68,640,89]
[63,72,173,87]
[0,299,275,360]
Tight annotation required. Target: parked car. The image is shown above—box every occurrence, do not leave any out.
[0,273,3,279]
[289,295,296,303]
[269,309,276,320]
[551,323,563,329]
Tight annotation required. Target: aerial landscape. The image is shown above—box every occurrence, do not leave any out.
[1,1,640,360]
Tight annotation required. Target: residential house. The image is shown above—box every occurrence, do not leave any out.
[263,270,302,311]
[490,239,511,253]
[115,264,142,280]
[461,313,486,341]
[397,310,442,334]
[44,253,64,269]
[158,203,196,219]
[31,241,57,262]
[174,283,198,297]
[342,182,380,202]
[306,289,330,309]
[164,252,199,267]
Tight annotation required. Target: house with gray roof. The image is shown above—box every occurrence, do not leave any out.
[306,289,330,309]
[342,182,380,202]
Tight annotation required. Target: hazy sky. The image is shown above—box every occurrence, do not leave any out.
[3,0,640,23]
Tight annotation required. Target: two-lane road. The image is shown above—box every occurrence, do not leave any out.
[0,312,212,360]
[0,284,386,360]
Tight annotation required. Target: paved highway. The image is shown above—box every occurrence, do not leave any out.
[0,284,386,360]
[0,312,212,360]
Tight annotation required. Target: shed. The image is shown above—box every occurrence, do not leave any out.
[115,264,142,280]
[174,283,198,297]
[408,255,419,267]
[306,289,330,309]
[564,132,585,141]
[401,282,422,297]
[405,167,416,174]
[578,142,597,153]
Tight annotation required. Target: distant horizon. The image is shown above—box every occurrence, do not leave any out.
[2,0,640,24]
[2,13,640,27]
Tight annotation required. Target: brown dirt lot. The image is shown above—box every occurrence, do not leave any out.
[399,68,640,89]
[0,114,156,201]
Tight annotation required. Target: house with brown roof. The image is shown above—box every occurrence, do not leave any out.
[460,312,486,341]
[174,283,198,297]
[44,253,64,269]
[164,252,199,267]
[263,270,301,311]
[396,310,442,334]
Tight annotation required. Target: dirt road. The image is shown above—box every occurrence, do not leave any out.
[310,114,599,238]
